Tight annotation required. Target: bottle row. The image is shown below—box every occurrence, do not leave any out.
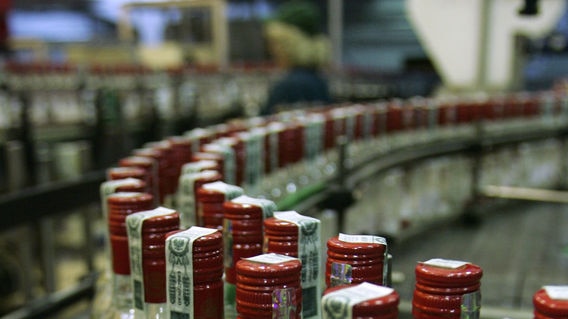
[91,88,568,319]
[97,182,568,319]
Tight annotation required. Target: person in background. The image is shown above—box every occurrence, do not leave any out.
[260,0,332,116]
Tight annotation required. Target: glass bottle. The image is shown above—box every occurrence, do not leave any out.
[533,286,568,319]
[119,156,159,205]
[222,196,277,318]
[102,192,154,319]
[126,207,180,319]
[196,181,243,230]
[92,181,148,319]
[263,211,322,319]
[412,258,482,319]
[177,170,222,228]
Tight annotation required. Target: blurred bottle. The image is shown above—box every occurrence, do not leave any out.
[196,181,243,230]
[91,179,148,319]
[177,170,222,228]
[101,192,154,319]
[533,286,568,319]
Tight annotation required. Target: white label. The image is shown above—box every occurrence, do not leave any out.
[239,132,264,186]
[338,233,387,246]
[304,120,323,161]
[423,258,469,269]
[181,160,217,175]
[267,123,284,171]
[275,211,321,319]
[245,253,298,264]
[231,195,276,219]
[127,207,177,314]
[544,286,568,300]
[202,181,243,201]
[338,233,388,285]
[322,282,394,319]
[185,128,212,153]
[166,226,218,318]
[205,143,237,185]
[268,130,279,171]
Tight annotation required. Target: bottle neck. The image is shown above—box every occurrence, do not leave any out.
[112,273,133,312]
[460,291,481,319]
[143,302,167,319]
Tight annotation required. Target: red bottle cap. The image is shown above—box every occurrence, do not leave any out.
[107,167,146,181]
[119,156,155,169]
[146,141,180,193]
[223,201,264,220]
[107,192,154,275]
[327,250,385,263]
[104,178,148,194]
[165,229,224,285]
[141,212,180,303]
[412,289,462,314]
[182,160,220,175]
[415,261,483,289]
[115,180,147,193]
[327,236,387,255]
[133,148,171,203]
[118,156,157,198]
[236,255,301,279]
[264,217,298,234]
[324,284,400,318]
[533,288,568,317]
[133,147,165,164]
[168,136,193,173]
[236,254,302,318]
[263,217,300,256]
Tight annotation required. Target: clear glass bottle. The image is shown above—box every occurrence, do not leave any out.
[92,178,148,319]
[126,207,180,319]
[412,258,482,319]
[101,192,154,319]
[264,211,322,319]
